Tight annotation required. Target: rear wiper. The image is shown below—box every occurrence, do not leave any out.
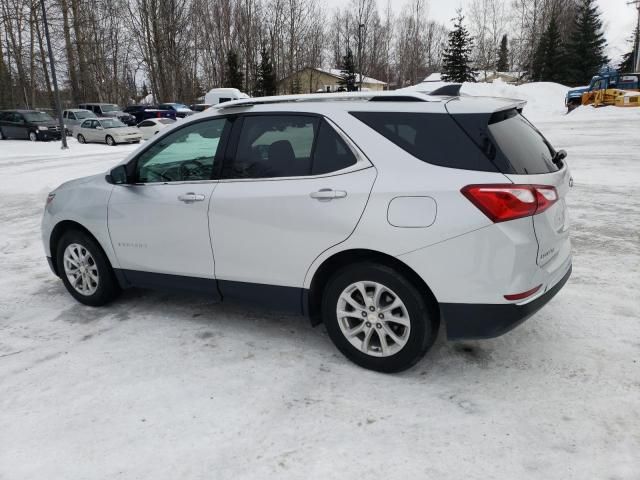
[553,149,567,166]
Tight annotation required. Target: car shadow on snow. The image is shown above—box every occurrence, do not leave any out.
[44,283,520,378]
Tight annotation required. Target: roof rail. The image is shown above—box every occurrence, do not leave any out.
[214,91,436,110]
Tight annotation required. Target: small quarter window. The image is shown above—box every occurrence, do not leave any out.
[311,120,357,175]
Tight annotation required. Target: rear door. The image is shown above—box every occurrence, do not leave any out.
[209,114,375,294]
[488,112,572,274]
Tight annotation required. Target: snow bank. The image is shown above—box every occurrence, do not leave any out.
[401,79,571,120]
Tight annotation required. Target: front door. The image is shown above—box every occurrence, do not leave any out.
[209,114,376,303]
[108,117,231,294]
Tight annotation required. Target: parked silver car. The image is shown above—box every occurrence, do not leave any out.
[62,109,96,135]
[73,118,142,146]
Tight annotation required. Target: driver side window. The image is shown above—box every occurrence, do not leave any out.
[136,118,229,183]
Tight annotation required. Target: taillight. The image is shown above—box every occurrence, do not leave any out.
[461,184,558,223]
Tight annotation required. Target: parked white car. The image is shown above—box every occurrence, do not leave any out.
[42,91,572,372]
[73,118,142,146]
[136,117,176,140]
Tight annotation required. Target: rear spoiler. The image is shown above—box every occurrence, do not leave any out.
[429,84,462,96]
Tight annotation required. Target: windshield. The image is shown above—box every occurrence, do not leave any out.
[101,118,125,128]
[76,110,96,119]
[101,104,120,112]
[159,118,176,125]
[24,112,54,122]
[488,111,559,174]
[174,104,190,110]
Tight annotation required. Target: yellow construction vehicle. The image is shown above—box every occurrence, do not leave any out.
[580,73,640,108]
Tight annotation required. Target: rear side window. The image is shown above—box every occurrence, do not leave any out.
[225,115,318,179]
[488,113,559,174]
[351,112,499,172]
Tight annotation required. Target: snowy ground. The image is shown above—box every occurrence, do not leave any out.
[1,99,639,479]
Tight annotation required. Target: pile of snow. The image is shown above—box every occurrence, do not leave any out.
[401,79,571,120]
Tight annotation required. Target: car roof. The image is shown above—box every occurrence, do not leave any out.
[65,108,92,112]
[2,109,46,113]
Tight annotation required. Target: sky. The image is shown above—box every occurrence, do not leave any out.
[324,0,638,62]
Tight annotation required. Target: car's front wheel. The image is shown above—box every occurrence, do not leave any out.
[29,131,38,142]
[322,263,438,373]
[56,230,121,306]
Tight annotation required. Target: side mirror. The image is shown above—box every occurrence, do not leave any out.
[96,126,104,130]
[107,165,129,185]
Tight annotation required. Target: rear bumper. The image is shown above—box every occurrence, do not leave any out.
[442,264,572,340]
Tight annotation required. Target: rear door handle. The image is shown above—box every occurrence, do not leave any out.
[310,189,347,201]
[178,192,206,203]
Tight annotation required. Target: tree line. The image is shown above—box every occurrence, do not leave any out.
[0,0,634,111]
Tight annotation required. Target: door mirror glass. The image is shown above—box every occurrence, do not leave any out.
[96,125,104,130]
[109,165,128,184]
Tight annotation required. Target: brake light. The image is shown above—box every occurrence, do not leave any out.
[461,184,558,223]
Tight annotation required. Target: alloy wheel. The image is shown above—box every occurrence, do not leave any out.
[336,281,411,357]
[63,243,99,296]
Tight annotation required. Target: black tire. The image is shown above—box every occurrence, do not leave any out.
[77,134,86,144]
[55,229,121,306]
[322,262,438,373]
[106,135,116,146]
[29,131,38,142]
[0,128,5,140]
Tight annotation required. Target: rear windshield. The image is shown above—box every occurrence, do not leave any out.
[350,112,499,172]
[488,111,559,174]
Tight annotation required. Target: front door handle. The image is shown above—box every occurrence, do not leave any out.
[178,192,206,203]
[310,189,347,201]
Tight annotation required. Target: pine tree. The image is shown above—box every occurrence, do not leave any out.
[531,15,565,82]
[441,10,476,83]
[255,47,277,97]
[225,50,244,90]
[619,25,639,72]
[564,0,608,85]
[339,49,357,92]
[497,34,509,72]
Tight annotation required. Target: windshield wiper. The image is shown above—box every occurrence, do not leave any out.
[553,149,567,166]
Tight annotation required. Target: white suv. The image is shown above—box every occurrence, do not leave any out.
[41,91,572,372]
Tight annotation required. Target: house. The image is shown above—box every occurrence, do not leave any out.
[277,67,387,95]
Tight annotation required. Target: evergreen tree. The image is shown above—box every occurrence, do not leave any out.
[619,25,639,72]
[255,47,277,97]
[531,15,565,82]
[441,10,476,83]
[339,49,357,91]
[225,50,244,90]
[564,0,608,85]
[497,34,509,72]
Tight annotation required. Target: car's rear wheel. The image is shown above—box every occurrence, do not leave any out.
[29,131,38,142]
[77,134,86,144]
[0,128,5,140]
[322,263,438,373]
[106,135,115,146]
[56,230,121,306]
